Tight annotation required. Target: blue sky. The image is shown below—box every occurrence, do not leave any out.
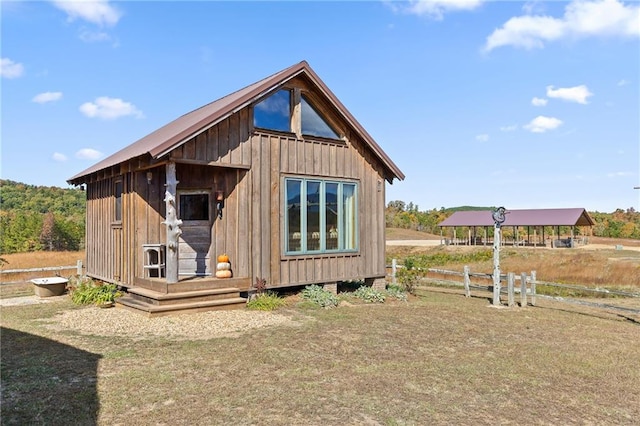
[2,0,639,213]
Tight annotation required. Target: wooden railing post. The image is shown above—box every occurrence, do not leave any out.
[507,272,515,307]
[463,265,470,297]
[76,260,83,276]
[520,272,528,307]
[530,270,537,306]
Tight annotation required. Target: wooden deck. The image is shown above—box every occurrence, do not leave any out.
[117,276,252,316]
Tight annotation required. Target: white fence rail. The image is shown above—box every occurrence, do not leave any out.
[387,259,640,316]
[0,261,83,285]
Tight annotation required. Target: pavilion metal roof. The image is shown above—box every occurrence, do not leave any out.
[68,60,404,185]
[438,208,595,227]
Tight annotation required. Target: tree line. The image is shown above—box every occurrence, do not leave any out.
[1,179,639,254]
[385,200,640,239]
[0,180,85,254]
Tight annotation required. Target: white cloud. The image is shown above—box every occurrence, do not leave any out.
[75,148,103,160]
[32,91,63,104]
[52,152,68,162]
[484,0,640,52]
[394,0,484,20]
[79,96,144,120]
[1,58,24,79]
[546,85,593,104]
[523,115,563,133]
[617,79,629,86]
[606,171,634,178]
[79,28,111,43]
[500,124,518,132]
[51,0,122,27]
[531,97,548,106]
[475,134,489,142]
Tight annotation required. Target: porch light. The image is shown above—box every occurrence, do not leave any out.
[216,190,225,219]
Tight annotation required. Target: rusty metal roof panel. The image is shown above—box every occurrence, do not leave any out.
[439,208,594,227]
[68,61,404,184]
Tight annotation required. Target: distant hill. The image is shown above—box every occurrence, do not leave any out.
[0,179,85,218]
[0,180,85,253]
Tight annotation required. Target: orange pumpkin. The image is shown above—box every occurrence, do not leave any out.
[217,253,229,263]
[215,269,232,279]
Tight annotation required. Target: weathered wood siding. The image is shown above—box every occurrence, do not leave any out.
[85,169,166,285]
[84,78,389,289]
[249,130,386,288]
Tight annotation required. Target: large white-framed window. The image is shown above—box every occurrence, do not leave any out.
[285,177,358,255]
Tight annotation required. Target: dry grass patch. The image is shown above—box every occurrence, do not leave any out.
[2,293,639,425]
[387,244,640,290]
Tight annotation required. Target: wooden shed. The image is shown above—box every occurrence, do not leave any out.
[68,61,404,315]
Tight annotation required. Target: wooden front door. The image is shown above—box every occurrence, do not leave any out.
[177,190,212,276]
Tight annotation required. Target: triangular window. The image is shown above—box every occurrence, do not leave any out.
[253,89,291,132]
[301,95,340,139]
[253,90,341,140]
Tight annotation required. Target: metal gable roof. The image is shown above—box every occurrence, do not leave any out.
[68,61,404,184]
[438,208,595,227]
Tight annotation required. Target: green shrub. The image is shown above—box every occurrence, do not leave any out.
[353,286,386,303]
[68,277,121,305]
[246,291,287,311]
[385,284,408,302]
[396,268,422,295]
[301,284,339,308]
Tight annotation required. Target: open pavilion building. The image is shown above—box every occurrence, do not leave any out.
[438,208,595,248]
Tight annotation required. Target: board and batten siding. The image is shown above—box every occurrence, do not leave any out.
[250,129,387,288]
[84,105,388,289]
[85,170,167,286]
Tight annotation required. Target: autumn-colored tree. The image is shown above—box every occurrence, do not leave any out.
[40,212,56,251]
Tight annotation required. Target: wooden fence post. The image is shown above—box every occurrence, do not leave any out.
[76,260,83,276]
[520,272,528,307]
[530,270,536,306]
[463,265,470,297]
[392,259,397,285]
[507,272,515,307]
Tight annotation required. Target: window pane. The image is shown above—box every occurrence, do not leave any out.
[301,95,340,139]
[306,181,321,251]
[254,90,291,132]
[325,183,339,250]
[180,194,209,221]
[114,181,123,222]
[286,180,302,252]
[342,184,357,250]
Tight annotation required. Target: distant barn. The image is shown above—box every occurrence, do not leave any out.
[438,208,595,247]
[68,61,404,315]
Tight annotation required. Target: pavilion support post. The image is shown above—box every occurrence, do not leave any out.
[162,161,182,284]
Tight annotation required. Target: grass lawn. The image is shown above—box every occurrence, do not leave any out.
[2,290,639,425]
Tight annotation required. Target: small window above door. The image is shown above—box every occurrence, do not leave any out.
[179,192,210,222]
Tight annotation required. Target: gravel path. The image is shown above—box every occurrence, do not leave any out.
[35,303,302,340]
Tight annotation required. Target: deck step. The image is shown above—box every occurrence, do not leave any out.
[116,295,247,317]
[126,286,243,306]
